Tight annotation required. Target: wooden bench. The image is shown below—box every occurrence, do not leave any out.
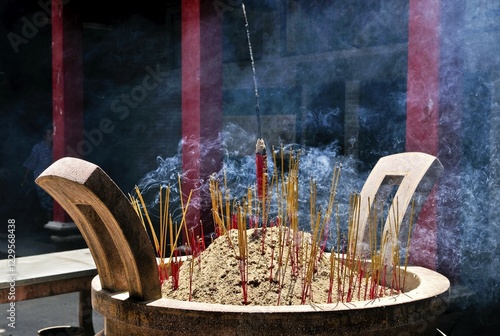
[0,248,97,336]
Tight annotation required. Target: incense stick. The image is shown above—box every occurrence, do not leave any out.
[158,143,414,305]
[241,2,261,138]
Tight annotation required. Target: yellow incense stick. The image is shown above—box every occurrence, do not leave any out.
[134,186,160,253]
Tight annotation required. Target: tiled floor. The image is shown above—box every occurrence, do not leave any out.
[0,292,104,335]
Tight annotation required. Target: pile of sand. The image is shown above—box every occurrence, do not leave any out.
[162,227,391,305]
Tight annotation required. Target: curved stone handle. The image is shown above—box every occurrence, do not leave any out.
[356,152,443,262]
[36,157,161,301]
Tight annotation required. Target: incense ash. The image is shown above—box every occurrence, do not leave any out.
[162,226,395,306]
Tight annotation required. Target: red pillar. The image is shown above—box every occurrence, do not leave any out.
[51,0,83,223]
[406,0,440,270]
[181,0,223,245]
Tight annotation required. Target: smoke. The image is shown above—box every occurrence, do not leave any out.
[135,120,368,250]
[82,1,499,315]
[0,1,498,324]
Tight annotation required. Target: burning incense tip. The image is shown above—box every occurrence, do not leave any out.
[255,138,268,202]
[255,138,266,154]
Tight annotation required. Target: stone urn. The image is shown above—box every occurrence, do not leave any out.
[36,153,449,336]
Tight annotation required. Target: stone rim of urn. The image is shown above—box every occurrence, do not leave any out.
[90,265,449,335]
[36,153,450,336]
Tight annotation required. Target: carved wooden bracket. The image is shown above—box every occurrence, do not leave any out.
[36,157,161,301]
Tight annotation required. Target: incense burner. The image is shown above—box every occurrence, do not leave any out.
[90,263,449,336]
[36,154,450,336]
